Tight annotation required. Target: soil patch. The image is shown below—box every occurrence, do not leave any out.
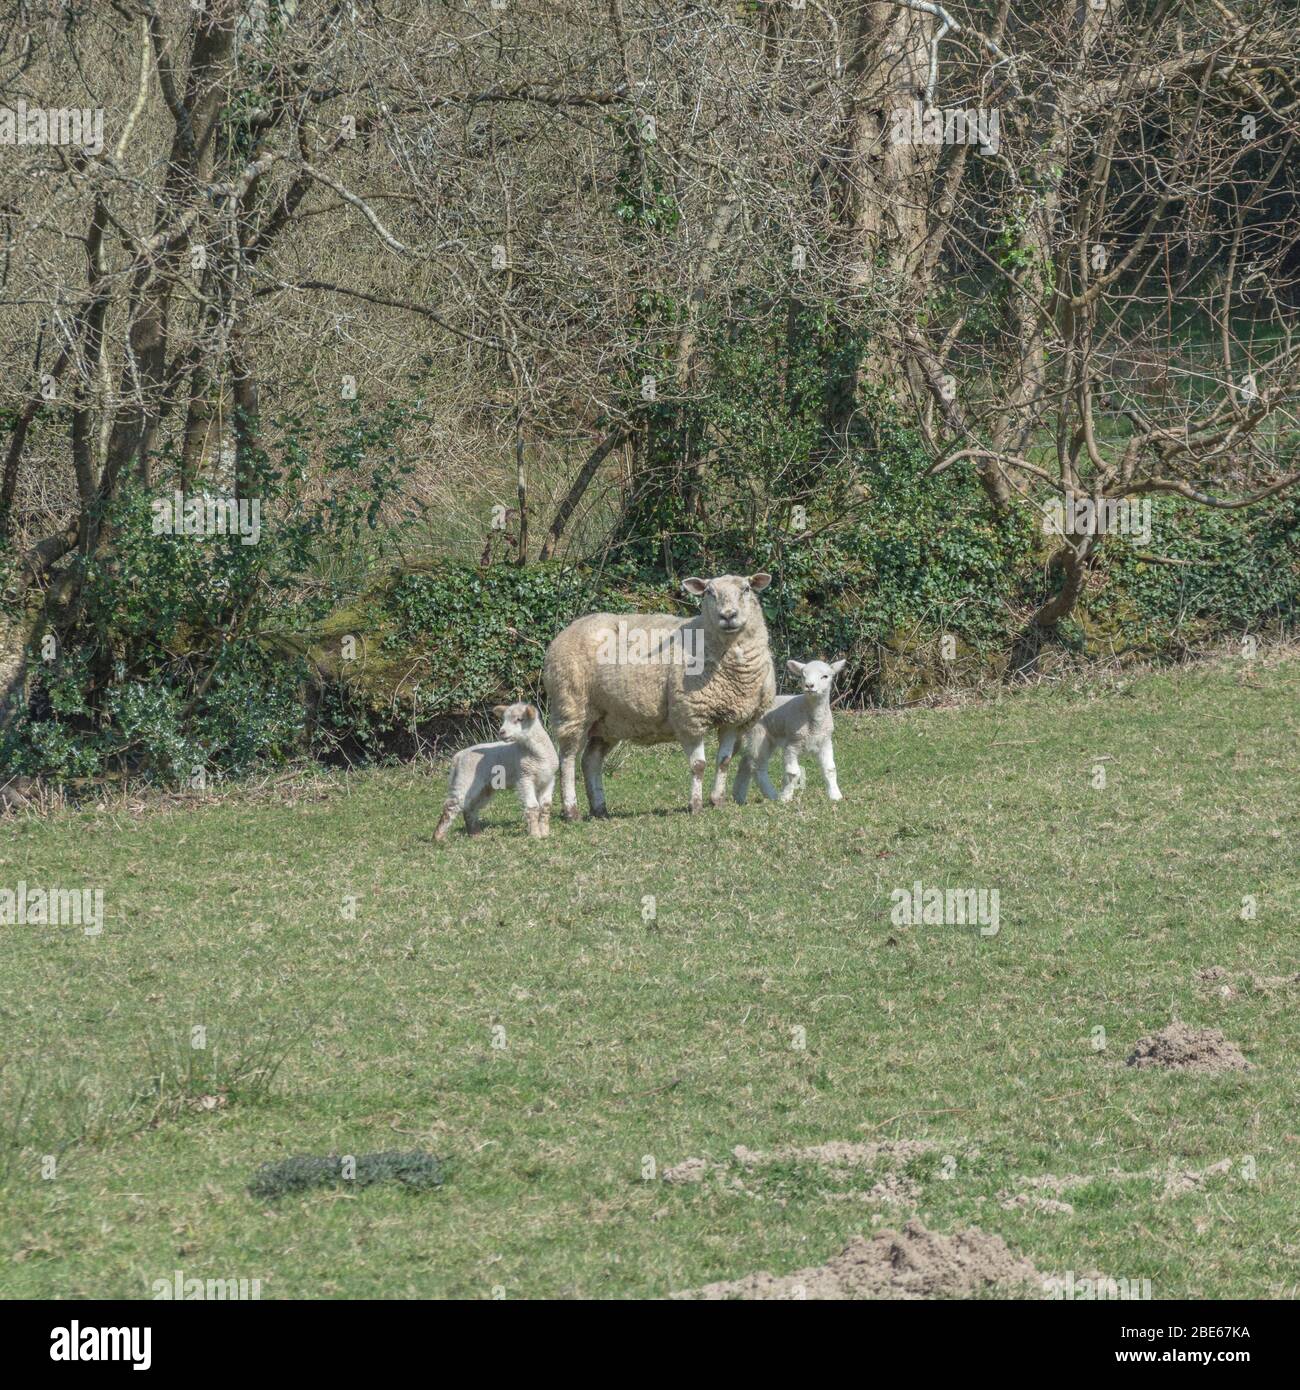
[674,1219,1043,1300]
[731,1139,936,1168]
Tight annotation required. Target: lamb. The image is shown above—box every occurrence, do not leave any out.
[733,658,845,804]
[543,573,776,817]
[434,701,558,841]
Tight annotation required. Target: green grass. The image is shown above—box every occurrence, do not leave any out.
[2,651,1298,1298]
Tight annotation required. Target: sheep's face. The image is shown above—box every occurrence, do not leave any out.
[787,658,846,696]
[682,572,771,636]
[492,702,539,741]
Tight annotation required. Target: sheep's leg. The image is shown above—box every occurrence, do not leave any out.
[538,776,555,837]
[710,728,738,808]
[732,749,753,805]
[519,777,542,837]
[681,736,707,813]
[817,740,842,802]
[559,738,581,821]
[779,746,802,801]
[582,738,611,819]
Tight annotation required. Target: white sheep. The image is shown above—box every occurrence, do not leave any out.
[543,573,776,817]
[434,701,558,841]
[733,658,845,804]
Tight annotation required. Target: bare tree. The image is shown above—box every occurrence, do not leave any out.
[3,0,1299,729]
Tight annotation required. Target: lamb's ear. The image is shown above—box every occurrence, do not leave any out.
[491,705,508,718]
[682,577,708,596]
[787,659,805,677]
[830,659,847,675]
[523,704,538,721]
[748,572,772,591]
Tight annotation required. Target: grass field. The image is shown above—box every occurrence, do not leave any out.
[1,650,1298,1299]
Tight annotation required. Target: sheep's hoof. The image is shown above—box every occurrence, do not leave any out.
[590,805,610,820]
[709,792,726,808]
[690,797,703,814]
[563,804,580,821]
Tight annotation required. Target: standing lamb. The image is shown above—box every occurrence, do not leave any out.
[543,573,776,818]
[733,659,845,804]
[434,701,558,841]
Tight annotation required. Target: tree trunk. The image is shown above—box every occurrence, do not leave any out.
[824,0,941,442]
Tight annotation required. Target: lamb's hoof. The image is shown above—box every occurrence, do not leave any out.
[709,792,726,808]
[829,792,843,803]
[563,804,580,822]
[690,797,703,814]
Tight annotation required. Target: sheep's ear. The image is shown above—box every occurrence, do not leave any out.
[523,704,538,721]
[682,577,708,596]
[830,659,847,675]
[748,572,772,591]
[787,659,805,677]
[491,705,508,718]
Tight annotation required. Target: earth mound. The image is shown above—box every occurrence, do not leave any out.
[675,1218,1043,1300]
[1126,1023,1251,1073]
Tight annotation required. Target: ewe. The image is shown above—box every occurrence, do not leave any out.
[733,658,845,804]
[434,702,558,841]
[543,573,776,817]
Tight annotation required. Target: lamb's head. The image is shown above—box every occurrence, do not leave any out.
[787,658,846,697]
[492,701,540,741]
[682,572,772,637]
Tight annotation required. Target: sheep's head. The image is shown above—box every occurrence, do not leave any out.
[492,701,540,741]
[787,658,845,696]
[682,572,771,636]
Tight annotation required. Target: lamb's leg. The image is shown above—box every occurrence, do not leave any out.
[779,746,802,801]
[681,736,707,813]
[817,740,843,801]
[581,738,611,819]
[710,728,738,807]
[434,795,461,842]
[436,760,470,841]
[519,777,542,837]
[464,785,492,835]
[538,776,555,837]
[559,737,581,821]
[754,735,780,800]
